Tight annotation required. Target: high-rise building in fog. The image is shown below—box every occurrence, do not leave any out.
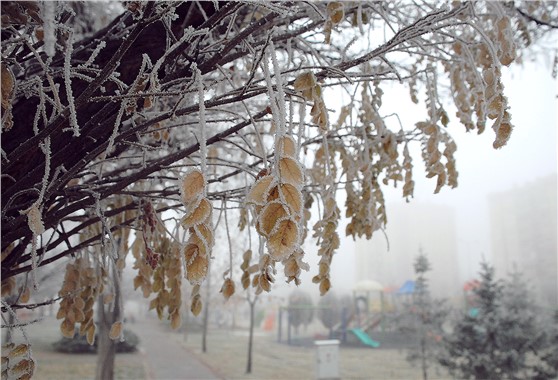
[355,202,460,298]
[489,174,558,307]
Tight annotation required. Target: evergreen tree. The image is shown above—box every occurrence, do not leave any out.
[317,292,340,338]
[500,269,547,377]
[439,262,548,379]
[404,252,449,380]
[533,310,558,380]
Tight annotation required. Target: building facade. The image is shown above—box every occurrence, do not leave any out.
[489,174,558,307]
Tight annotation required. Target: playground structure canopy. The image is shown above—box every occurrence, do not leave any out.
[396,280,415,294]
[353,280,384,292]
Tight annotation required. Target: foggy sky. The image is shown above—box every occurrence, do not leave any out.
[295,57,558,298]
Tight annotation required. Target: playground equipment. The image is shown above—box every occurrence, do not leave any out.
[276,282,390,348]
[348,328,380,348]
[319,280,387,348]
[352,279,386,331]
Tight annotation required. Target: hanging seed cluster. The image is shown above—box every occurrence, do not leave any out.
[445,13,519,150]
[131,233,155,298]
[324,2,344,44]
[251,253,275,294]
[246,134,306,292]
[179,168,214,315]
[312,191,340,295]
[1,343,34,380]
[131,202,184,326]
[338,81,388,239]
[416,122,458,194]
[148,240,183,328]
[284,248,310,286]
[132,201,161,297]
[293,72,328,132]
[402,144,415,200]
[239,249,254,290]
[56,257,102,344]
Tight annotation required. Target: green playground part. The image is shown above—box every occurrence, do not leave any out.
[349,328,380,348]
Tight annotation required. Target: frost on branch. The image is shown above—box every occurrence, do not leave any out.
[1,1,556,347]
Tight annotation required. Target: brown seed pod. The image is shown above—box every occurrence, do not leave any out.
[191,294,202,316]
[247,175,275,205]
[109,321,122,340]
[220,278,235,301]
[180,169,205,204]
[279,157,304,185]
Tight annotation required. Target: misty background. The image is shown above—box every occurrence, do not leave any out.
[283,55,557,306]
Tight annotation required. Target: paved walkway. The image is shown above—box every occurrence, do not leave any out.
[130,319,222,380]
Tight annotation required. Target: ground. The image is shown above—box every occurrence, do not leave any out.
[13,314,450,379]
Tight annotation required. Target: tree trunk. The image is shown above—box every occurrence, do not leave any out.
[96,298,116,380]
[246,299,256,374]
[420,336,428,380]
[95,265,122,380]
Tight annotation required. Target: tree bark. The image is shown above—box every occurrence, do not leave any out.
[421,336,428,380]
[95,265,122,380]
[95,296,117,380]
[0,1,221,275]
[246,299,256,374]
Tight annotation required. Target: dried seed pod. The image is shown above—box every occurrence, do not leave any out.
[181,198,212,228]
[241,272,251,290]
[10,358,34,375]
[293,72,317,92]
[60,319,75,338]
[247,175,275,205]
[258,201,288,236]
[191,294,202,316]
[184,244,208,283]
[170,311,181,329]
[220,278,235,301]
[109,321,122,340]
[86,325,96,345]
[319,277,331,296]
[180,169,205,204]
[327,2,344,25]
[279,136,297,157]
[1,277,16,297]
[7,344,29,359]
[268,219,298,261]
[1,63,15,131]
[279,158,304,185]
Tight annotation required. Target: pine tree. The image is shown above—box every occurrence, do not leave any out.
[500,269,547,378]
[404,252,450,380]
[533,310,558,380]
[439,262,548,379]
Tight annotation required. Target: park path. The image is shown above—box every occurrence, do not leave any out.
[129,319,222,380]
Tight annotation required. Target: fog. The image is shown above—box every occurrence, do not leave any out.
[279,57,558,306]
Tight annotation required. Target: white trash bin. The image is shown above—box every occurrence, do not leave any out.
[314,339,340,380]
